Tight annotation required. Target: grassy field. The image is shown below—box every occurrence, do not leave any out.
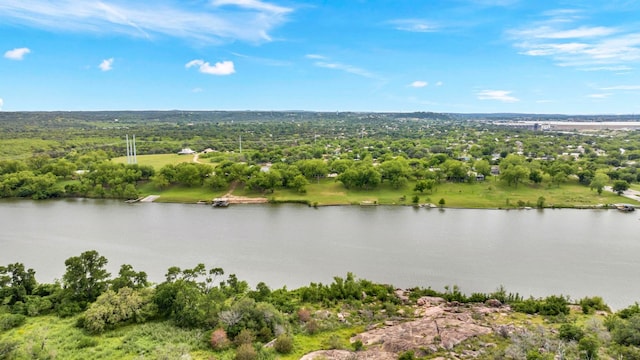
[131,176,638,208]
[268,177,633,208]
[111,153,198,169]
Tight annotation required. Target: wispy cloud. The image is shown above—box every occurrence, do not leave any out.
[231,52,291,67]
[600,85,640,91]
[186,59,235,75]
[587,93,611,99]
[435,81,443,86]
[389,19,439,33]
[0,98,3,110]
[410,81,428,88]
[509,10,640,70]
[477,89,519,102]
[4,47,30,60]
[307,55,376,78]
[99,58,114,71]
[0,0,292,44]
[211,0,291,15]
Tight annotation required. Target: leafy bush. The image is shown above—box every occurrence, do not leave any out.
[274,333,293,354]
[0,313,26,331]
[539,295,569,316]
[83,287,156,333]
[235,343,257,360]
[234,329,256,346]
[558,323,584,341]
[611,314,640,346]
[580,296,610,314]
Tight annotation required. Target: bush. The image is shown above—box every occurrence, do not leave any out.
[352,339,363,351]
[539,295,569,316]
[578,335,599,359]
[234,329,256,346]
[274,333,293,354]
[210,328,231,350]
[305,319,319,335]
[558,323,584,341]
[0,313,26,331]
[398,350,415,360]
[580,296,610,314]
[297,308,311,323]
[235,343,257,360]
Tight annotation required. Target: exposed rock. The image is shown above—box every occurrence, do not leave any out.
[352,302,492,355]
[416,296,446,307]
[395,289,409,303]
[299,350,396,360]
[485,299,502,308]
[301,301,508,360]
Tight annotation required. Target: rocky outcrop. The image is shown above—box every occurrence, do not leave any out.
[300,297,508,360]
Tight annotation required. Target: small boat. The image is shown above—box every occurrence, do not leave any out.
[616,204,636,212]
[212,198,230,207]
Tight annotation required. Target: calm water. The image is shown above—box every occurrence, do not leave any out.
[1,199,639,309]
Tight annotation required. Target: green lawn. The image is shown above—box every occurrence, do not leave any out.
[268,177,636,208]
[112,153,197,169]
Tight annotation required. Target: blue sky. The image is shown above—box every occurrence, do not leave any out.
[2,0,640,114]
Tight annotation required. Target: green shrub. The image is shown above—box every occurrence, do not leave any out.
[578,335,600,359]
[398,350,415,360]
[580,296,610,314]
[274,333,293,354]
[234,329,256,346]
[558,323,584,341]
[0,313,26,331]
[235,343,257,360]
[539,295,569,316]
[352,339,363,351]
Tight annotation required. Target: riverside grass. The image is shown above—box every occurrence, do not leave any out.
[138,177,634,208]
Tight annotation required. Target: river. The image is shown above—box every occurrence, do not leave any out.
[1,199,638,309]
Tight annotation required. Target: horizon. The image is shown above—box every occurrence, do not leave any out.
[2,1,640,114]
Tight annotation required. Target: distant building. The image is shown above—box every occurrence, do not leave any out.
[178,148,196,155]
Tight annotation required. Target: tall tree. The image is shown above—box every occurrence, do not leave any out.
[62,250,110,304]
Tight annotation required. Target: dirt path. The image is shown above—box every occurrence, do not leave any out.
[218,181,269,204]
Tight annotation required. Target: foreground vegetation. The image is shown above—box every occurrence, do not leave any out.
[2,252,640,359]
[1,111,639,208]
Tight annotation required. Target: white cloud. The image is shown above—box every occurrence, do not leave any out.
[435,81,443,86]
[410,81,428,88]
[99,58,114,71]
[4,47,30,60]
[509,11,640,70]
[0,0,292,44]
[313,61,375,78]
[211,0,291,15]
[305,54,326,60]
[389,19,439,33]
[186,59,235,75]
[477,90,519,102]
[600,85,640,90]
[0,98,3,110]
[587,93,611,99]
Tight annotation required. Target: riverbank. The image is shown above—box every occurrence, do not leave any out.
[138,178,639,209]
